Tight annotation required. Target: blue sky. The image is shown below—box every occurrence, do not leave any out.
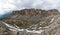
[0,0,60,14]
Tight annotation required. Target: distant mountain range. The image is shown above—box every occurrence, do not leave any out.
[0,10,12,20]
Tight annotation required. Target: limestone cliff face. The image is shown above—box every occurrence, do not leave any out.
[12,9,59,16]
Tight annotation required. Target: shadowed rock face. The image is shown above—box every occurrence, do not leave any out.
[47,9,59,15]
[2,8,60,29]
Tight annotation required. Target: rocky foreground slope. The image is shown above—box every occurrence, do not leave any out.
[0,8,60,35]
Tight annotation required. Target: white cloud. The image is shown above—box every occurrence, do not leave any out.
[0,0,17,14]
[14,0,60,10]
[0,0,60,14]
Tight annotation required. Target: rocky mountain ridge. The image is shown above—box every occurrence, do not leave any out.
[2,8,60,29]
[12,8,59,16]
[0,8,60,35]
